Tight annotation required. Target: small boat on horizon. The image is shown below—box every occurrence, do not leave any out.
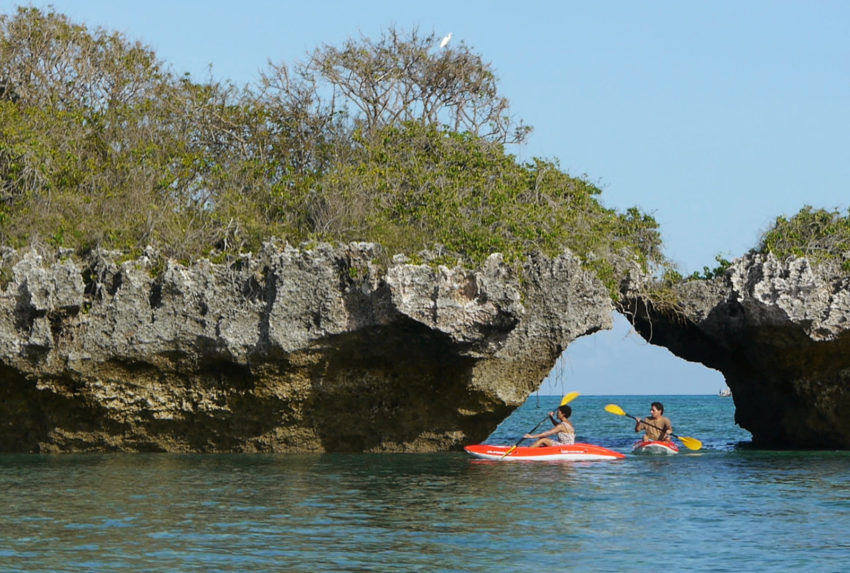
[718,387,732,397]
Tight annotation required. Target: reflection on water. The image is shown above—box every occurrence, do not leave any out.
[1,397,850,571]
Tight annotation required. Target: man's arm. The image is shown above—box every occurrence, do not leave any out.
[663,419,673,440]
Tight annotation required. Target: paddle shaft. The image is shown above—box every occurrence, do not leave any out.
[499,411,563,460]
[510,413,555,448]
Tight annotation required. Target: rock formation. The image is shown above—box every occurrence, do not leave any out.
[5,240,847,452]
[0,243,612,453]
[622,253,850,449]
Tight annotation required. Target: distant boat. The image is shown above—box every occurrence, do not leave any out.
[718,387,732,397]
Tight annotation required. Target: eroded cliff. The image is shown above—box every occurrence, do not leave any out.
[622,253,850,449]
[0,243,612,452]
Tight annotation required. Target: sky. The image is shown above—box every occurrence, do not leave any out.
[5,1,849,394]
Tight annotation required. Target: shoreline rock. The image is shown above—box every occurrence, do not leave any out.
[0,243,612,453]
[7,242,848,452]
[622,252,850,449]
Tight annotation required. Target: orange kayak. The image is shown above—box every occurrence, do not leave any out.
[464,443,625,461]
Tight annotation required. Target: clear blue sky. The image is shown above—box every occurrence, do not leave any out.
[9,1,850,394]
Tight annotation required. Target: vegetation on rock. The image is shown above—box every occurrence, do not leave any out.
[757,206,850,271]
[0,7,665,294]
[634,205,850,326]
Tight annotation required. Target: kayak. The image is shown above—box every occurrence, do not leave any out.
[465,443,625,461]
[633,441,679,455]
[464,443,625,461]
[632,440,679,455]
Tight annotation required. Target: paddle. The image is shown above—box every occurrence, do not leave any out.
[499,391,580,460]
[604,403,703,451]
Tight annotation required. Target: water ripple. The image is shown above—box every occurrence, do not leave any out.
[1,397,849,571]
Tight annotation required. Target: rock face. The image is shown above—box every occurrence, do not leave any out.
[0,243,612,453]
[622,253,850,449]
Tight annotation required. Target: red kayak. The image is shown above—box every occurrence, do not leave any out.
[464,443,625,461]
[632,440,679,455]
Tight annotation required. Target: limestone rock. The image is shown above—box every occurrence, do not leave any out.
[623,252,850,448]
[0,243,612,453]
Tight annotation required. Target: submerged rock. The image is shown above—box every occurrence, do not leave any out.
[0,243,612,453]
[622,253,850,449]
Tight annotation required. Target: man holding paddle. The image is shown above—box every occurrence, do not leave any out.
[604,402,702,450]
[634,402,673,442]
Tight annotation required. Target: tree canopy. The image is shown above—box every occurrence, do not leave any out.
[0,7,666,294]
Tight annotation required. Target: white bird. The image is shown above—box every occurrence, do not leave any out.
[439,32,452,49]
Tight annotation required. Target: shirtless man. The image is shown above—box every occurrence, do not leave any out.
[634,401,673,442]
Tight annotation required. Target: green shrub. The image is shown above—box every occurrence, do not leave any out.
[757,206,850,265]
[0,7,667,295]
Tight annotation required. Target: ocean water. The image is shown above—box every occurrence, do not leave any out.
[2,395,849,572]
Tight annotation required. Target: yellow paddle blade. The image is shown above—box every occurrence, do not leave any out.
[678,435,703,451]
[560,391,581,406]
[604,403,626,416]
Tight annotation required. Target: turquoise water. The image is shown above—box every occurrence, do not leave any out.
[2,395,850,572]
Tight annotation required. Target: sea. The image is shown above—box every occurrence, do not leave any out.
[2,394,849,572]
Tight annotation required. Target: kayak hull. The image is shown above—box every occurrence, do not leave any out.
[464,443,625,461]
[632,440,679,455]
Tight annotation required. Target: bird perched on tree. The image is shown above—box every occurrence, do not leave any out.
[439,32,452,48]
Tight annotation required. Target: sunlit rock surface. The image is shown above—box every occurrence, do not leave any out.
[622,253,850,449]
[0,243,612,452]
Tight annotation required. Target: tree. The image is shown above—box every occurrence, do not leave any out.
[262,27,531,146]
[0,8,666,292]
[317,120,663,281]
[0,7,248,256]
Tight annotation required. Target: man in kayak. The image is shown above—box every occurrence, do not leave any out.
[634,402,673,442]
[523,404,575,447]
